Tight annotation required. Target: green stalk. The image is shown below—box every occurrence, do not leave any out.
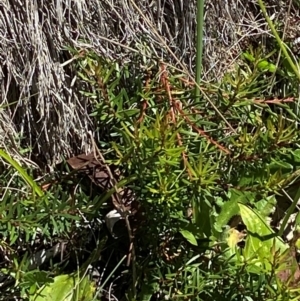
[257,0,300,80]
[278,188,300,237]
[195,0,205,101]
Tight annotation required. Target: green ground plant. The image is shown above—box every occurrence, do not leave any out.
[59,42,300,299]
[1,43,300,300]
[1,1,300,300]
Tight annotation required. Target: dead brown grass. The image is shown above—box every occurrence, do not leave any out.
[0,0,299,165]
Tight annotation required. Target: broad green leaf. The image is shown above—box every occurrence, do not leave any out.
[215,189,253,233]
[214,198,239,233]
[32,274,95,301]
[238,203,288,272]
[23,270,53,288]
[254,195,276,217]
[180,230,198,246]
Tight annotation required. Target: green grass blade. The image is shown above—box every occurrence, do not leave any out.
[0,149,44,197]
[195,0,205,100]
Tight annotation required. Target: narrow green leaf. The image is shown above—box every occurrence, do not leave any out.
[243,52,255,62]
[0,149,44,197]
[180,230,198,246]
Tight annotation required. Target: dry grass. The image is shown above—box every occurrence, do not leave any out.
[0,0,299,165]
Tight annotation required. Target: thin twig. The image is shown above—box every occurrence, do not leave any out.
[89,132,137,297]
